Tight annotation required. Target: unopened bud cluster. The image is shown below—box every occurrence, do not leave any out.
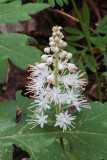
[26,26,89,132]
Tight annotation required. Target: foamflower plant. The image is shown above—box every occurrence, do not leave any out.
[26,26,89,132]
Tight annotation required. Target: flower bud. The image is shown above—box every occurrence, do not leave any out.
[41,54,48,61]
[53,46,59,52]
[49,41,56,47]
[59,53,64,59]
[54,36,60,42]
[62,42,67,47]
[66,53,72,59]
[44,47,50,53]
[47,57,53,65]
[37,63,46,70]
[47,74,54,84]
[52,32,56,37]
[58,63,64,71]
[67,63,78,72]
[49,37,54,42]
[56,30,60,35]
[62,51,68,57]
[58,26,62,30]
[59,39,63,44]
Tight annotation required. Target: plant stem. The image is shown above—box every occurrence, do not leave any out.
[55,52,64,150]
[71,0,102,102]
[55,52,60,114]
[60,105,71,111]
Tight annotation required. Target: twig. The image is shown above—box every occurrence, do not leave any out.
[48,8,96,33]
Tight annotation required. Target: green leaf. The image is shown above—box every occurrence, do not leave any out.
[83,54,97,72]
[63,0,69,5]
[56,0,69,6]
[65,27,83,35]
[0,92,107,160]
[37,0,68,6]
[48,0,55,7]
[103,72,107,77]
[66,35,84,41]
[82,3,90,35]
[70,101,107,160]
[0,92,69,160]
[64,45,78,54]
[93,16,107,34]
[101,52,107,68]
[56,0,63,7]
[0,33,42,83]
[0,0,9,3]
[65,27,84,41]
[0,1,50,24]
[76,57,88,82]
[90,36,107,51]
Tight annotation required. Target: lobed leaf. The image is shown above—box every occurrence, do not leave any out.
[0,1,50,24]
[0,33,42,83]
[0,92,107,160]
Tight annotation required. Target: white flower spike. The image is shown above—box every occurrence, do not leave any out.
[26,25,89,131]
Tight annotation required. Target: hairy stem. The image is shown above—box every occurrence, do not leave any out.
[71,0,102,102]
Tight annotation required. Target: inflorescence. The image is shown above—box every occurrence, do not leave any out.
[26,26,89,132]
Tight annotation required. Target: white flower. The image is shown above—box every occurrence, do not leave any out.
[27,64,51,95]
[72,97,89,111]
[36,112,48,128]
[48,86,61,104]
[54,110,76,132]
[27,25,88,131]
[61,72,87,89]
[33,95,50,112]
[44,47,50,53]
[65,88,78,104]
[65,88,89,111]
[41,54,48,61]
[28,112,48,129]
